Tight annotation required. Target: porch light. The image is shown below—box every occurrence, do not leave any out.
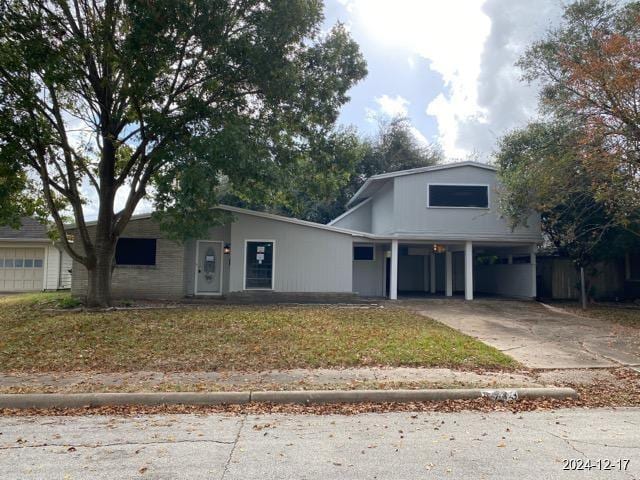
[433,244,446,254]
[223,244,231,254]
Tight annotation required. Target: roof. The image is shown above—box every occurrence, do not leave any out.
[0,217,50,241]
[65,205,371,238]
[65,205,538,243]
[346,161,497,207]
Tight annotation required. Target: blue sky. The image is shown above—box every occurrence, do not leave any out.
[322,0,564,160]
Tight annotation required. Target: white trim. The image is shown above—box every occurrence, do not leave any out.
[347,161,497,207]
[427,183,490,209]
[194,240,224,296]
[327,197,372,226]
[243,239,276,291]
[353,243,375,261]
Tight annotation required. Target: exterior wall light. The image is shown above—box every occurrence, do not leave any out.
[223,244,231,254]
[432,244,446,254]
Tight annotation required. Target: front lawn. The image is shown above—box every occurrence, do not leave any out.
[0,293,516,372]
[553,301,640,328]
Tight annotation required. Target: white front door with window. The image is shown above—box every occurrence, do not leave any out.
[195,241,223,294]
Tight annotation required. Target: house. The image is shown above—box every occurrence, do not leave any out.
[69,161,542,301]
[0,217,72,292]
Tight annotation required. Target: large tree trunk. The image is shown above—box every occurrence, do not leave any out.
[85,232,116,307]
[86,258,113,308]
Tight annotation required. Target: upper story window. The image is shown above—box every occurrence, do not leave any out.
[428,184,489,208]
[115,238,157,266]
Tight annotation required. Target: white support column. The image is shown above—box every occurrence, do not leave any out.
[390,240,399,300]
[445,250,453,297]
[530,244,537,298]
[430,253,436,294]
[465,241,473,301]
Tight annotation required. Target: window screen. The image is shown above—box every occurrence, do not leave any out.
[429,185,488,208]
[245,241,274,289]
[353,245,374,261]
[115,238,157,266]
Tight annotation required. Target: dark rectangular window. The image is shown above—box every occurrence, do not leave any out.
[245,241,274,289]
[115,238,156,266]
[353,245,374,261]
[429,185,488,208]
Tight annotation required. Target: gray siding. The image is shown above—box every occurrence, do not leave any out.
[371,181,394,234]
[229,213,353,293]
[183,224,231,295]
[352,244,385,296]
[331,200,372,232]
[71,218,186,299]
[391,166,540,240]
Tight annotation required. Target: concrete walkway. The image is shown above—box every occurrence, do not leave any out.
[1,408,638,479]
[409,299,640,369]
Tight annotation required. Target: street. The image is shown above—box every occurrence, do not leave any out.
[0,408,638,479]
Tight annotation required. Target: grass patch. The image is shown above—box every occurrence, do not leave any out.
[552,301,640,327]
[0,293,516,372]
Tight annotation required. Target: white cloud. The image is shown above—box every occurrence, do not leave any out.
[374,94,410,117]
[340,0,491,158]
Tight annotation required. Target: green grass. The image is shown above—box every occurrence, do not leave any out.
[553,301,640,327]
[0,293,516,372]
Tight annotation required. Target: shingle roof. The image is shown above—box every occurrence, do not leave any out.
[0,217,49,240]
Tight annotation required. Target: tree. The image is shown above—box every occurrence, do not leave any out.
[496,121,639,304]
[270,117,442,223]
[518,0,640,229]
[0,0,366,306]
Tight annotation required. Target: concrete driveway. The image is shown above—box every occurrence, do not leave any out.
[408,298,640,369]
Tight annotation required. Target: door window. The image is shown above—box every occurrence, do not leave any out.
[245,241,274,289]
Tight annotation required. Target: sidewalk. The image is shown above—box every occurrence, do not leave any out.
[0,366,620,394]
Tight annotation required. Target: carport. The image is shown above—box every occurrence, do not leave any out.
[378,240,537,300]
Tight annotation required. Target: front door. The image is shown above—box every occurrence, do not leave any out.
[195,241,223,294]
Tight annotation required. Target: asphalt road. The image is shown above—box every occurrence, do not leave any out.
[0,408,638,479]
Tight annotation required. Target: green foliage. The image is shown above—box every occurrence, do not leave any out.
[224,116,442,224]
[0,0,367,304]
[496,121,639,267]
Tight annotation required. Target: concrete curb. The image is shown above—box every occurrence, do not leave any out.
[0,388,578,409]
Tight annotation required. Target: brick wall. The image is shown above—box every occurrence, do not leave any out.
[70,218,186,300]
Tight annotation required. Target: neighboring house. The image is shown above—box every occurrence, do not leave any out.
[69,161,542,301]
[0,218,72,292]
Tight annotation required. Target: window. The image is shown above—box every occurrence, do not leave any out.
[24,259,33,268]
[14,258,23,268]
[3,259,13,268]
[34,259,43,268]
[115,238,156,266]
[245,241,274,289]
[353,245,374,261]
[428,184,489,208]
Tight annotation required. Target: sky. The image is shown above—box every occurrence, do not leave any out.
[82,0,566,218]
[323,0,564,161]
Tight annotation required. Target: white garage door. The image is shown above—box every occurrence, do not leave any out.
[0,247,45,291]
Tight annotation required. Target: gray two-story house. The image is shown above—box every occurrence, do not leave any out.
[70,161,542,301]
